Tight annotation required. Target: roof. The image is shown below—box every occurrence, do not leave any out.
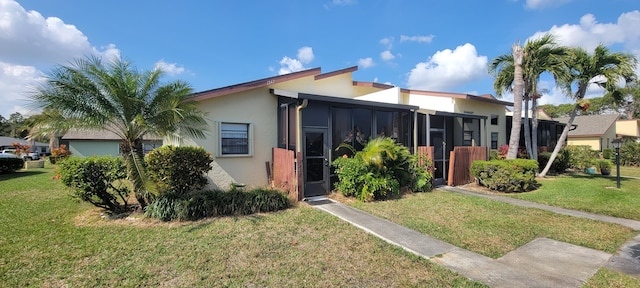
[554,114,620,137]
[62,129,163,141]
[0,136,48,147]
[352,81,513,106]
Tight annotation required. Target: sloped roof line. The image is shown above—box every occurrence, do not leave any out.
[554,114,620,136]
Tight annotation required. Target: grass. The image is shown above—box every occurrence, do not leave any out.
[506,172,640,220]
[0,165,484,287]
[619,165,640,178]
[345,190,636,259]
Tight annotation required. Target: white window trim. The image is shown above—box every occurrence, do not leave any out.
[216,121,254,157]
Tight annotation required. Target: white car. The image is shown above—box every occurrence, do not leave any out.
[0,149,39,160]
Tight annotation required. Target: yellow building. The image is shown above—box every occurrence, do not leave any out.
[555,114,620,151]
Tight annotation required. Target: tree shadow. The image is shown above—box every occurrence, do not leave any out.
[0,170,47,181]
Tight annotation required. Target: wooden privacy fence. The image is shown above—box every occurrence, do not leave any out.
[417,146,435,184]
[272,148,296,201]
[447,146,487,186]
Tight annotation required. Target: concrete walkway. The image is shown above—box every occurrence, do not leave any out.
[307,187,640,287]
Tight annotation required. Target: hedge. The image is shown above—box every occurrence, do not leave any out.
[470,159,539,192]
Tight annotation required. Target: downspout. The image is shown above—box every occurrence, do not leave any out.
[296,99,308,199]
[413,110,418,154]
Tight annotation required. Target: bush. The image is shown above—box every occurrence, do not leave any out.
[602,148,614,160]
[471,159,539,192]
[566,145,598,170]
[58,156,130,213]
[0,157,24,173]
[620,141,640,166]
[145,145,214,196]
[537,148,570,174]
[595,159,613,173]
[145,188,291,221]
[332,138,431,202]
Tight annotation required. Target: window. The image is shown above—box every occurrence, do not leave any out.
[491,114,498,125]
[220,122,251,156]
[463,131,473,146]
[491,132,498,149]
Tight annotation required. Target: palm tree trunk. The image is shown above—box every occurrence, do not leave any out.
[524,96,533,159]
[121,138,148,209]
[531,96,539,160]
[507,44,524,159]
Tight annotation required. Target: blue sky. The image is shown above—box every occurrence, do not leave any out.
[1,0,639,118]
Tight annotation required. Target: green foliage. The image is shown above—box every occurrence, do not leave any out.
[620,141,640,166]
[567,145,598,170]
[595,159,613,173]
[471,159,539,192]
[0,157,24,173]
[602,148,614,160]
[58,156,130,213]
[489,150,499,160]
[332,138,432,202]
[145,188,291,221]
[145,145,214,196]
[537,148,570,174]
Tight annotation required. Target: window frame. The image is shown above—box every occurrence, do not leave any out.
[463,130,473,146]
[491,132,498,149]
[491,114,498,126]
[218,122,253,157]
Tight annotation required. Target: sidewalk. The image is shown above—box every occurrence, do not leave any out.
[307,187,640,287]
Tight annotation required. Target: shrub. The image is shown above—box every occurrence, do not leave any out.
[489,150,499,160]
[0,157,24,173]
[332,138,431,202]
[145,188,291,221]
[602,148,614,160]
[620,141,640,166]
[145,145,214,196]
[566,145,598,170]
[595,159,613,173]
[537,148,570,174]
[58,156,130,213]
[471,159,538,192]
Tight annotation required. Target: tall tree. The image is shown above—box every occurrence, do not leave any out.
[30,56,208,208]
[489,42,524,159]
[539,45,637,177]
[608,80,640,119]
[489,34,568,160]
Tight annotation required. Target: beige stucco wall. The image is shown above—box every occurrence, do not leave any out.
[453,99,507,148]
[567,138,601,150]
[183,88,279,190]
[616,120,639,137]
[355,87,402,104]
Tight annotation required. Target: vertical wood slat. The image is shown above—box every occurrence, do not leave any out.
[272,148,297,201]
[448,146,487,186]
[417,146,435,185]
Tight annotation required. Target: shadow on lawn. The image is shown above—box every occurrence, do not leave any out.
[562,171,632,184]
[0,170,47,181]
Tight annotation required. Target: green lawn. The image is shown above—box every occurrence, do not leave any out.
[507,172,640,220]
[0,166,484,287]
[619,165,640,178]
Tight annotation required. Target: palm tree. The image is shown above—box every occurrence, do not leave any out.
[490,42,524,159]
[489,34,569,160]
[539,45,637,177]
[30,56,207,208]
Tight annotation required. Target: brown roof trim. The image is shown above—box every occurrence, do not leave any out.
[569,134,606,138]
[352,81,396,89]
[315,66,358,80]
[190,67,322,101]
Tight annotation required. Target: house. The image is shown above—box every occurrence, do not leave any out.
[181,66,513,199]
[0,136,49,155]
[554,114,620,151]
[61,129,163,157]
[505,108,566,153]
[616,119,640,142]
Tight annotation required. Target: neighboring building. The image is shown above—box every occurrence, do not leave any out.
[505,108,566,153]
[555,114,620,151]
[0,136,49,155]
[179,66,513,199]
[616,119,640,142]
[61,129,163,157]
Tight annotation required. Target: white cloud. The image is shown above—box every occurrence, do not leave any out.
[332,0,357,5]
[0,62,45,116]
[525,0,573,10]
[154,60,185,76]
[406,43,487,91]
[278,46,315,75]
[530,11,640,52]
[380,37,394,50]
[380,50,395,61]
[297,46,314,64]
[0,0,122,117]
[400,35,434,43]
[358,57,374,68]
